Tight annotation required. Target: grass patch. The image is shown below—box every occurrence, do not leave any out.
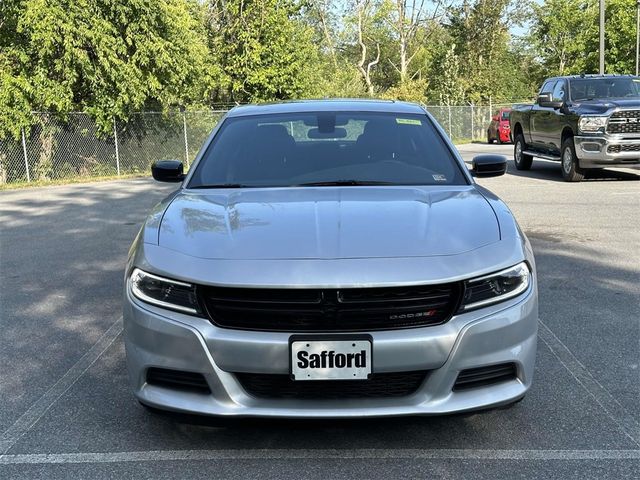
[451,138,489,145]
[0,173,147,191]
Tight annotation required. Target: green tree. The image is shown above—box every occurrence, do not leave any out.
[207,0,321,103]
[528,0,598,76]
[529,0,637,77]
[0,0,37,139]
[605,0,638,74]
[427,43,464,105]
[341,0,392,95]
[447,0,518,103]
[0,0,215,138]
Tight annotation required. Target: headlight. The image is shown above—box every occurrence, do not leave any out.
[129,268,200,314]
[578,116,608,133]
[460,262,531,311]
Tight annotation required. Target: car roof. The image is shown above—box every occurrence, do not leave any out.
[550,74,639,81]
[226,99,426,117]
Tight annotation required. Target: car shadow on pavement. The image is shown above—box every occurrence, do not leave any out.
[503,159,640,183]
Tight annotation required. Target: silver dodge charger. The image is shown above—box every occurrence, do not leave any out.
[124,100,538,418]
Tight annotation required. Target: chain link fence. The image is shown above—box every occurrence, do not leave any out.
[425,104,514,142]
[0,105,512,186]
[0,111,225,185]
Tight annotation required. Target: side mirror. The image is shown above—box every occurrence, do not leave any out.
[152,160,185,183]
[471,155,507,178]
[492,115,499,122]
[537,93,563,109]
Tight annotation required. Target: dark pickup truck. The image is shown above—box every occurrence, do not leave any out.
[510,74,640,181]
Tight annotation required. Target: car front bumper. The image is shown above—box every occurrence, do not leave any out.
[575,135,640,168]
[123,279,538,418]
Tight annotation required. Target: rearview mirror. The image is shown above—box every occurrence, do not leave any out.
[307,127,347,139]
[471,155,507,178]
[537,93,563,109]
[152,160,185,183]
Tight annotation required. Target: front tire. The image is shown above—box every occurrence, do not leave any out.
[514,133,533,170]
[561,137,584,182]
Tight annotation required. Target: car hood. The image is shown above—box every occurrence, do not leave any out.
[573,97,640,114]
[156,186,500,260]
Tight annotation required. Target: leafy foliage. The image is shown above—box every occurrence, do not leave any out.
[1,0,639,140]
[1,0,215,138]
[207,0,321,102]
[528,0,638,78]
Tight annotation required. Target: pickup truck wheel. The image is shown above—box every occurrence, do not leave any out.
[514,134,533,170]
[561,138,585,182]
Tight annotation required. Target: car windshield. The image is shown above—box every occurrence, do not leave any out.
[569,77,640,101]
[187,111,467,188]
[501,111,510,120]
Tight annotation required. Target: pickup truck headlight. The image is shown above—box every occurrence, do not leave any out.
[460,262,531,311]
[578,116,608,133]
[129,268,200,314]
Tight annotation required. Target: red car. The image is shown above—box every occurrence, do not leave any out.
[487,108,511,144]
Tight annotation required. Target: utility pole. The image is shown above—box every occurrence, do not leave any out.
[599,0,605,74]
[636,0,640,76]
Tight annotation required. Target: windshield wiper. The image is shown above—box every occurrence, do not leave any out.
[189,183,252,189]
[293,180,396,187]
[191,180,399,188]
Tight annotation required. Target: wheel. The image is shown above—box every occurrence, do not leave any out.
[513,133,533,170]
[561,137,584,182]
[496,133,502,145]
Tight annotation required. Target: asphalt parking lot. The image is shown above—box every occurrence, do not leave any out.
[1,143,638,479]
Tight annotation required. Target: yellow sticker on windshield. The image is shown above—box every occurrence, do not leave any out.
[396,118,422,125]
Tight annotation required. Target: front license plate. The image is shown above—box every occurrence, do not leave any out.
[290,338,372,381]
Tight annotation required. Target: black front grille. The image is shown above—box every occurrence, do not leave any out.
[146,368,211,393]
[236,371,429,399]
[453,363,517,391]
[607,110,640,134]
[608,144,640,154]
[198,283,462,332]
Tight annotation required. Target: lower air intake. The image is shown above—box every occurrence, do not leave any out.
[453,363,517,391]
[146,368,211,393]
[236,371,429,399]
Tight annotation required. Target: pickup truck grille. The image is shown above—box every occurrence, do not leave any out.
[198,283,462,332]
[607,110,640,134]
[607,144,640,154]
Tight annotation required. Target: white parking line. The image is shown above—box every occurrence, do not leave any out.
[1,448,639,464]
[539,321,640,447]
[0,317,123,455]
